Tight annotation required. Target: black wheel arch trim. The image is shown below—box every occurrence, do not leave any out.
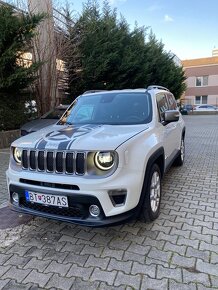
[136,147,165,216]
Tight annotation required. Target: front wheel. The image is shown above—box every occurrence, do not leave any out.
[174,138,185,166]
[141,163,162,222]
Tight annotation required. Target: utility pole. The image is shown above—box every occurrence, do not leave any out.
[28,0,58,115]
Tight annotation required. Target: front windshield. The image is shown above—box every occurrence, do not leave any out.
[59,92,152,125]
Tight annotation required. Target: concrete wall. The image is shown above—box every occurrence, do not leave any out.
[0,130,20,149]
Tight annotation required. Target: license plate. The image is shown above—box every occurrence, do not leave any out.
[25,190,68,207]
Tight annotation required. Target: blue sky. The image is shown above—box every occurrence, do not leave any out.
[60,0,218,60]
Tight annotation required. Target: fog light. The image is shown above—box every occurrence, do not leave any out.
[12,192,19,203]
[89,205,100,217]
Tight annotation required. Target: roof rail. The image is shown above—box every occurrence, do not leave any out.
[147,85,169,91]
[83,90,108,95]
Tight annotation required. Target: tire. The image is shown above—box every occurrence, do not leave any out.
[174,137,185,166]
[140,163,162,222]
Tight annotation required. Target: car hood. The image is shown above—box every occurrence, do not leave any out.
[13,124,149,151]
[21,119,58,132]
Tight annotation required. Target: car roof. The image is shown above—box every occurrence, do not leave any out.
[82,86,170,96]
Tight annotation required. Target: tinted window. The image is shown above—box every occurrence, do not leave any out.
[156,93,169,122]
[59,92,152,125]
[167,94,177,110]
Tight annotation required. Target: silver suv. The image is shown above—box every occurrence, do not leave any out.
[7,85,185,226]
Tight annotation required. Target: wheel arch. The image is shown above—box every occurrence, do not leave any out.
[136,147,165,217]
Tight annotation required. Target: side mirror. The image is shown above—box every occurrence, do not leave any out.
[164,110,180,122]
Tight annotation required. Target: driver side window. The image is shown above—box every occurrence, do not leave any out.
[156,93,169,122]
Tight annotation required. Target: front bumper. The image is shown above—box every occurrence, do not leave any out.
[9,184,138,227]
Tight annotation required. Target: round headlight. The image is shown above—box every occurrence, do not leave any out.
[94,151,115,171]
[13,147,22,164]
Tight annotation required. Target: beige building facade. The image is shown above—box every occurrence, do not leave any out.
[182,56,218,107]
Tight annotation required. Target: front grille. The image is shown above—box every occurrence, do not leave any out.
[19,179,80,190]
[22,150,86,175]
[20,198,86,218]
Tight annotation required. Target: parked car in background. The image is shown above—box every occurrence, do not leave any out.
[21,105,69,136]
[180,104,193,115]
[194,105,217,111]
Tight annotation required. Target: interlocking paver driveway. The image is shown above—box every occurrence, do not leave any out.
[0,115,218,289]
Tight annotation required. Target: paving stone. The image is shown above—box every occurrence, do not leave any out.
[25,247,49,260]
[211,252,218,264]
[156,232,178,244]
[0,279,10,289]
[193,219,212,228]
[24,257,51,272]
[141,275,168,290]
[90,268,117,285]
[23,269,52,288]
[114,271,141,289]
[152,224,172,234]
[58,234,78,244]
[101,248,124,260]
[127,243,150,255]
[99,282,126,290]
[45,273,74,290]
[91,233,114,246]
[60,243,84,254]
[190,231,212,244]
[157,265,182,282]
[63,253,89,266]
[123,233,145,245]
[66,264,93,280]
[5,245,32,256]
[131,261,156,278]
[148,248,171,263]
[75,229,96,241]
[2,266,31,283]
[85,255,110,270]
[70,277,100,290]
[120,224,141,235]
[169,280,197,290]
[2,279,32,290]
[212,235,218,245]
[109,239,131,251]
[164,242,186,255]
[170,228,191,239]
[196,259,218,276]
[177,237,199,249]
[171,253,195,268]
[182,269,210,285]
[199,241,218,253]
[186,247,210,262]
[123,251,145,264]
[211,275,218,288]
[108,258,132,274]
[0,265,11,278]
[80,245,104,257]
[44,260,71,276]
[145,257,173,268]
[4,254,31,268]
[0,254,12,265]
[43,249,68,263]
